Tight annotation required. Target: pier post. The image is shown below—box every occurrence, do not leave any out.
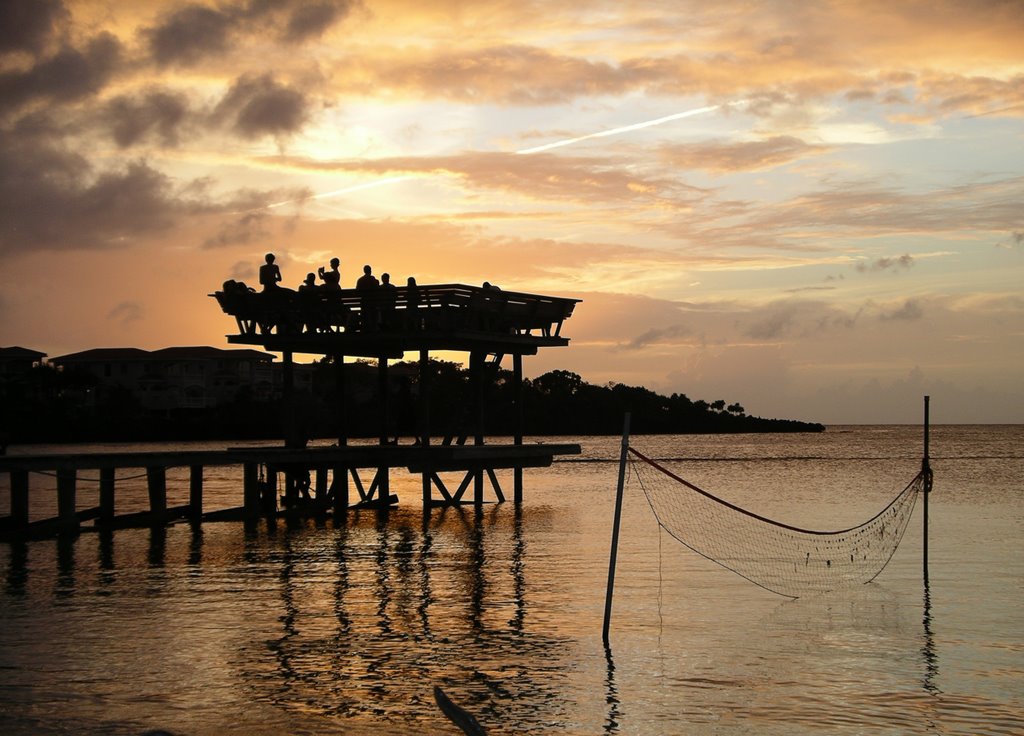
[189,464,203,520]
[513,353,524,504]
[147,466,167,515]
[378,357,391,500]
[99,467,115,524]
[420,349,431,505]
[57,468,77,529]
[11,469,29,529]
[335,354,347,446]
[243,462,260,518]
[332,465,349,514]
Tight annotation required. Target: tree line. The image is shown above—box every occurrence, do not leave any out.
[0,359,823,445]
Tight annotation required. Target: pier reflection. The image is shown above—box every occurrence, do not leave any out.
[242,505,573,729]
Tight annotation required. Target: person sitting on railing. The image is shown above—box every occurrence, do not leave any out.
[298,273,318,292]
[259,253,283,292]
[356,264,380,330]
[318,257,341,290]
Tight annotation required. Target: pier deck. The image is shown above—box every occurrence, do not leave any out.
[0,442,581,537]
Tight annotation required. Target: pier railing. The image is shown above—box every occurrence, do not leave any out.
[213,283,579,339]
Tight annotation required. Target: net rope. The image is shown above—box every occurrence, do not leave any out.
[628,447,924,598]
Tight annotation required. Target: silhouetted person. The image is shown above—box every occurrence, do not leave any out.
[259,253,282,291]
[298,273,318,292]
[406,276,422,329]
[356,264,380,330]
[319,257,341,290]
[380,272,397,328]
[356,264,379,290]
[482,281,501,291]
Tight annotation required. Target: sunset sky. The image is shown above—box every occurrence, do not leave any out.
[1,0,1021,424]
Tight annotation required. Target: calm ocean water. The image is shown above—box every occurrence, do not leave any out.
[0,425,1021,735]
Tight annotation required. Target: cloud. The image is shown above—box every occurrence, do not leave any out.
[107,301,143,326]
[0,0,68,55]
[202,210,273,249]
[214,73,311,139]
[0,32,121,112]
[997,231,1024,250]
[146,1,355,66]
[146,4,234,67]
[283,2,354,43]
[618,323,691,350]
[0,129,194,253]
[854,254,914,273]
[100,89,190,147]
[659,136,832,173]
[879,299,923,321]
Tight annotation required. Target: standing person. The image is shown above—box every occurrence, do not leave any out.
[405,276,422,329]
[259,253,282,291]
[356,264,380,330]
[379,272,398,328]
[318,257,341,290]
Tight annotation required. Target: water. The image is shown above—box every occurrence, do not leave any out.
[0,426,1021,734]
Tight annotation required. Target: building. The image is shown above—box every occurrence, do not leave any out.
[48,346,309,411]
[0,346,47,378]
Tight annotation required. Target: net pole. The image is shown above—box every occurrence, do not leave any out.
[922,395,931,583]
[602,412,631,647]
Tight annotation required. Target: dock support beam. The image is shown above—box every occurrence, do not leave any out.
[57,469,77,529]
[189,465,203,520]
[243,462,260,518]
[147,466,167,515]
[11,469,29,528]
[420,349,432,505]
[513,353,524,504]
[100,467,115,524]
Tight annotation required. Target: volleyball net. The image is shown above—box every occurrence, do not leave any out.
[627,447,926,598]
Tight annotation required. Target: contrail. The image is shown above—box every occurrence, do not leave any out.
[264,175,413,210]
[516,104,723,154]
[259,103,732,210]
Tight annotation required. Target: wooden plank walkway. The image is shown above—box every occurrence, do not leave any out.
[0,443,580,538]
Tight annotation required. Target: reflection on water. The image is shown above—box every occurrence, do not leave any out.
[1,426,1022,734]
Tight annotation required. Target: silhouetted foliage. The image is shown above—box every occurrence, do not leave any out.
[0,359,822,445]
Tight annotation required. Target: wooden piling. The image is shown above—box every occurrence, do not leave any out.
[11,469,29,528]
[147,466,167,515]
[189,464,203,520]
[99,467,115,524]
[243,462,260,518]
[57,468,77,529]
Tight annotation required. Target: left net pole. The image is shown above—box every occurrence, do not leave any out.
[603,412,631,647]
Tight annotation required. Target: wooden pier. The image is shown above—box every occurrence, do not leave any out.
[1,281,583,538]
[0,442,579,537]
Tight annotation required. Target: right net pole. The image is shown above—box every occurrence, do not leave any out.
[603,412,631,647]
[923,395,931,584]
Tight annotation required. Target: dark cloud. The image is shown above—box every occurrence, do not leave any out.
[880,299,924,321]
[214,73,310,138]
[146,4,234,67]
[745,303,802,339]
[0,0,68,55]
[618,324,690,350]
[146,0,354,66]
[855,254,914,273]
[284,2,352,42]
[0,129,197,253]
[101,89,190,147]
[202,211,273,249]
[0,33,121,111]
[107,301,143,326]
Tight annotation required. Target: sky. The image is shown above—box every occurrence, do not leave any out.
[1,0,1022,424]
